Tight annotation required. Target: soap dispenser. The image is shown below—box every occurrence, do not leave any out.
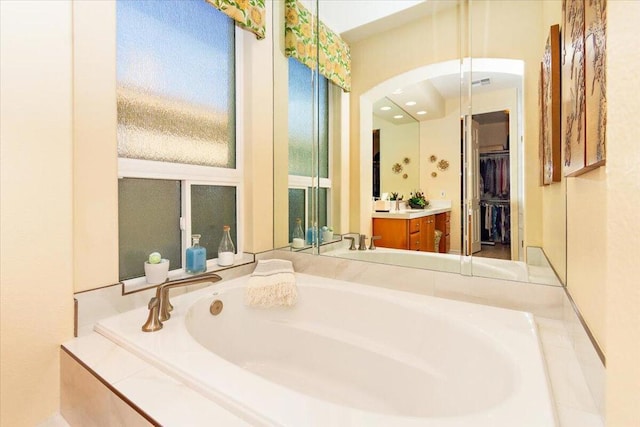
[186,234,207,274]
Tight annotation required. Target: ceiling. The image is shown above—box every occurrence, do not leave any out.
[373,69,522,124]
[312,1,524,125]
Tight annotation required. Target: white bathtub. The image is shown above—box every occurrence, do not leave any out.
[323,246,532,282]
[95,273,556,426]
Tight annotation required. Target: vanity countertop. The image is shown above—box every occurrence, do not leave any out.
[372,201,452,220]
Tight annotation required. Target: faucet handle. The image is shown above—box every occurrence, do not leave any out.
[369,236,382,250]
[142,297,163,332]
[344,236,356,250]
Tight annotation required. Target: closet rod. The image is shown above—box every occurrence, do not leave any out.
[481,199,510,204]
[479,150,509,157]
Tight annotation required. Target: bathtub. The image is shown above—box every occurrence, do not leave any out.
[323,246,531,282]
[95,273,556,426]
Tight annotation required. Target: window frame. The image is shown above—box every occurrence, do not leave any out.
[117,20,244,288]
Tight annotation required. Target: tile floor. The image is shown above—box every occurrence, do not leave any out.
[475,242,512,260]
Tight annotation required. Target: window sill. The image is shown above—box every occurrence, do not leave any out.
[121,253,255,294]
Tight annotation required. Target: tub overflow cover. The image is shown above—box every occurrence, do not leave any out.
[210,300,223,316]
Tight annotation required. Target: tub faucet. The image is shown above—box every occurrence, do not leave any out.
[369,236,382,250]
[358,234,367,250]
[142,272,222,332]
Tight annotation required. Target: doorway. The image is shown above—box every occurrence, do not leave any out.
[473,110,512,260]
[372,129,380,199]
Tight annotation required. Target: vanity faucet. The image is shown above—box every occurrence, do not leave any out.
[358,234,368,250]
[142,272,222,332]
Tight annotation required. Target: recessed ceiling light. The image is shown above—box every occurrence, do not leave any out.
[405,101,417,106]
[416,110,427,115]
[393,115,404,119]
[392,89,403,95]
[380,106,391,111]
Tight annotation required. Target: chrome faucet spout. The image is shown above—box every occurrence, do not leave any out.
[142,272,222,332]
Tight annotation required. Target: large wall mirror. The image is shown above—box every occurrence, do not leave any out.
[273,0,567,288]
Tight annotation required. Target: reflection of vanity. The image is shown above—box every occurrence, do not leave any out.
[372,202,451,253]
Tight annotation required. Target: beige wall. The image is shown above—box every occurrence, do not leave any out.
[374,117,420,198]
[0,1,75,425]
[540,1,568,290]
[242,1,275,254]
[349,4,462,234]
[605,2,640,425]
[73,1,119,292]
[567,168,607,351]
[419,97,462,253]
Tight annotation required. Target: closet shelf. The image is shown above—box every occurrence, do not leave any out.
[479,150,510,156]
[481,199,510,204]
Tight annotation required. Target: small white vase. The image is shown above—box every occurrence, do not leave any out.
[322,230,334,242]
[144,259,170,285]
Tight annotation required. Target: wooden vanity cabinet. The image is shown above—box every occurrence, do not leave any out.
[435,212,451,253]
[373,215,437,252]
[420,216,435,252]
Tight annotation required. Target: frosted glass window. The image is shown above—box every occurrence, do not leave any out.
[116,0,236,168]
[288,58,329,178]
[287,187,327,242]
[191,185,237,259]
[314,187,328,229]
[288,189,305,242]
[305,187,328,229]
[118,178,182,280]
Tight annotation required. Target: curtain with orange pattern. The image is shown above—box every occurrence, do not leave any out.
[206,0,266,40]
[284,0,351,92]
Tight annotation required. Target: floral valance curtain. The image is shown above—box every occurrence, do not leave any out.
[284,0,351,92]
[206,0,266,40]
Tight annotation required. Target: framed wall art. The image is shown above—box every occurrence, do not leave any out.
[561,0,606,177]
[541,24,561,185]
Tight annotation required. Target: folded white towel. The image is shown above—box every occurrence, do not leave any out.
[246,259,297,308]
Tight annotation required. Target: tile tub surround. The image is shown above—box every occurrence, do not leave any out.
[61,336,249,426]
[65,250,603,426]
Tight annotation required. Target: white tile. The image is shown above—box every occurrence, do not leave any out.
[537,318,573,350]
[557,405,604,427]
[114,367,251,427]
[63,334,150,384]
[544,345,600,414]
